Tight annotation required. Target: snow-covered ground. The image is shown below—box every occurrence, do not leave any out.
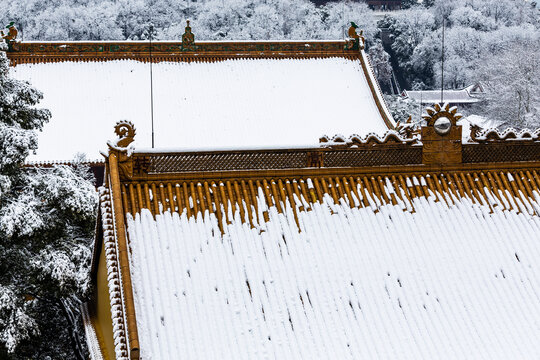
[12,58,390,161]
[126,175,540,359]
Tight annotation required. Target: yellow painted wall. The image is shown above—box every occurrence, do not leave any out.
[91,239,116,360]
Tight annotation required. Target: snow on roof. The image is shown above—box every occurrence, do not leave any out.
[124,172,540,359]
[405,88,481,104]
[12,57,391,161]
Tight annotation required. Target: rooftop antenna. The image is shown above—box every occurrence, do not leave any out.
[440,16,445,104]
[149,2,155,148]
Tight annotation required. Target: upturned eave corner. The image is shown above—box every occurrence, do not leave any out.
[105,120,137,181]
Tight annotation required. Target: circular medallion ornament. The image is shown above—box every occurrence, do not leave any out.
[434,117,451,135]
[422,103,463,137]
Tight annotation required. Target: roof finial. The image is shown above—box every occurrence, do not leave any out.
[182,19,195,48]
[348,22,359,39]
[346,22,364,51]
[113,120,136,148]
[1,22,19,51]
[395,115,421,139]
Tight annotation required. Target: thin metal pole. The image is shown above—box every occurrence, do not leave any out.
[420,91,422,119]
[149,9,155,148]
[440,17,445,104]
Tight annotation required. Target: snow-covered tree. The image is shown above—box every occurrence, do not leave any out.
[318,1,377,41]
[475,37,540,128]
[385,7,436,86]
[368,39,393,92]
[448,6,497,31]
[0,43,97,359]
[384,94,422,124]
[382,0,539,99]
[1,0,379,41]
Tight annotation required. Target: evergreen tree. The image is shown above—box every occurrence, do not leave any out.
[0,42,97,359]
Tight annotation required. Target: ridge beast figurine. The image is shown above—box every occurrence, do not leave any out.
[1,22,19,51]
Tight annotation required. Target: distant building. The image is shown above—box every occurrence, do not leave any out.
[403,83,486,108]
[366,0,402,10]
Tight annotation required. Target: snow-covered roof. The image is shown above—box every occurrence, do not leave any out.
[405,87,482,105]
[10,48,394,161]
[123,170,540,359]
[88,112,540,359]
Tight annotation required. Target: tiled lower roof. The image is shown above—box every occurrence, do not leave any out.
[123,169,540,359]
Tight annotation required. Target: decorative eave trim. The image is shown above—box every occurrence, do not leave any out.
[124,141,540,179]
[24,159,104,167]
[470,126,540,143]
[320,129,419,148]
[98,186,130,360]
[105,126,140,358]
[6,40,357,65]
[120,161,540,183]
[119,169,540,223]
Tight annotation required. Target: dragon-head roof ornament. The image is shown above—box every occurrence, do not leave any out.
[108,120,136,150]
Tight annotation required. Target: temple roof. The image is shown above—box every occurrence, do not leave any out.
[89,104,540,359]
[7,28,394,162]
